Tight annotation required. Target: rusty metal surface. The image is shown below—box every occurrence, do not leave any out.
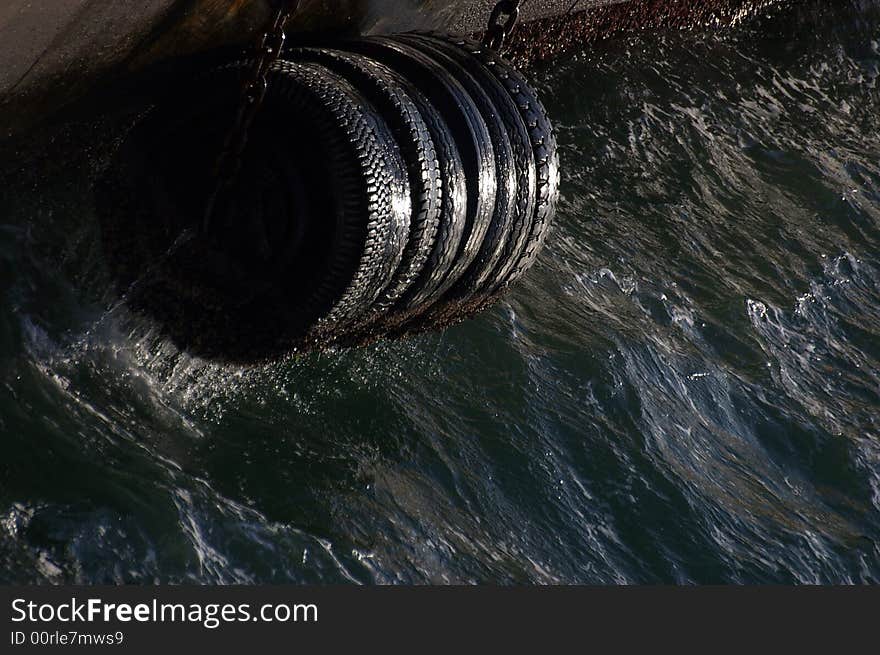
[0,0,786,136]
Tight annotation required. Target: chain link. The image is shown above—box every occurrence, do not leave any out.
[482,0,523,51]
[203,0,301,232]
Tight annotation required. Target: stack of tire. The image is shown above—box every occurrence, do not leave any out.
[103,33,559,362]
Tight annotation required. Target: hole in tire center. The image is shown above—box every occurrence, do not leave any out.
[136,103,339,304]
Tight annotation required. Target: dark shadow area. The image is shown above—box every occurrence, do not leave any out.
[95,78,345,363]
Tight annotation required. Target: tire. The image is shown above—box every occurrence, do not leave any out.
[342,37,498,308]
[386,72,467,315]
[393,34,527,310]
[288,47,442,319]
[422,33,560,292]
[100,59,411,360]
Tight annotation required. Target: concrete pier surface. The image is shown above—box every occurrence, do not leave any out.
[0,0,786,135]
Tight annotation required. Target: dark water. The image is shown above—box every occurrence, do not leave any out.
[2,0,879,584]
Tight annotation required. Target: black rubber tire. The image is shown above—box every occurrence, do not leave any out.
[307,45,469,322]
[211,60,413,334]
[385,71,467,314]
[288,47,442,318]
[100,59,411,359]
[405,34,538,296]
[424,33,560,292]
[342,37,498,307]
[393,34,525,305]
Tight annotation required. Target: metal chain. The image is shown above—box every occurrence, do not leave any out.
[482,0,524,51]
[203,0,301,232]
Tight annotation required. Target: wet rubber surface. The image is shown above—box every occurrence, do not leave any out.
[1,0,878,583]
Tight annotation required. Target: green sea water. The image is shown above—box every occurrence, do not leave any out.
[1,0,878,583]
